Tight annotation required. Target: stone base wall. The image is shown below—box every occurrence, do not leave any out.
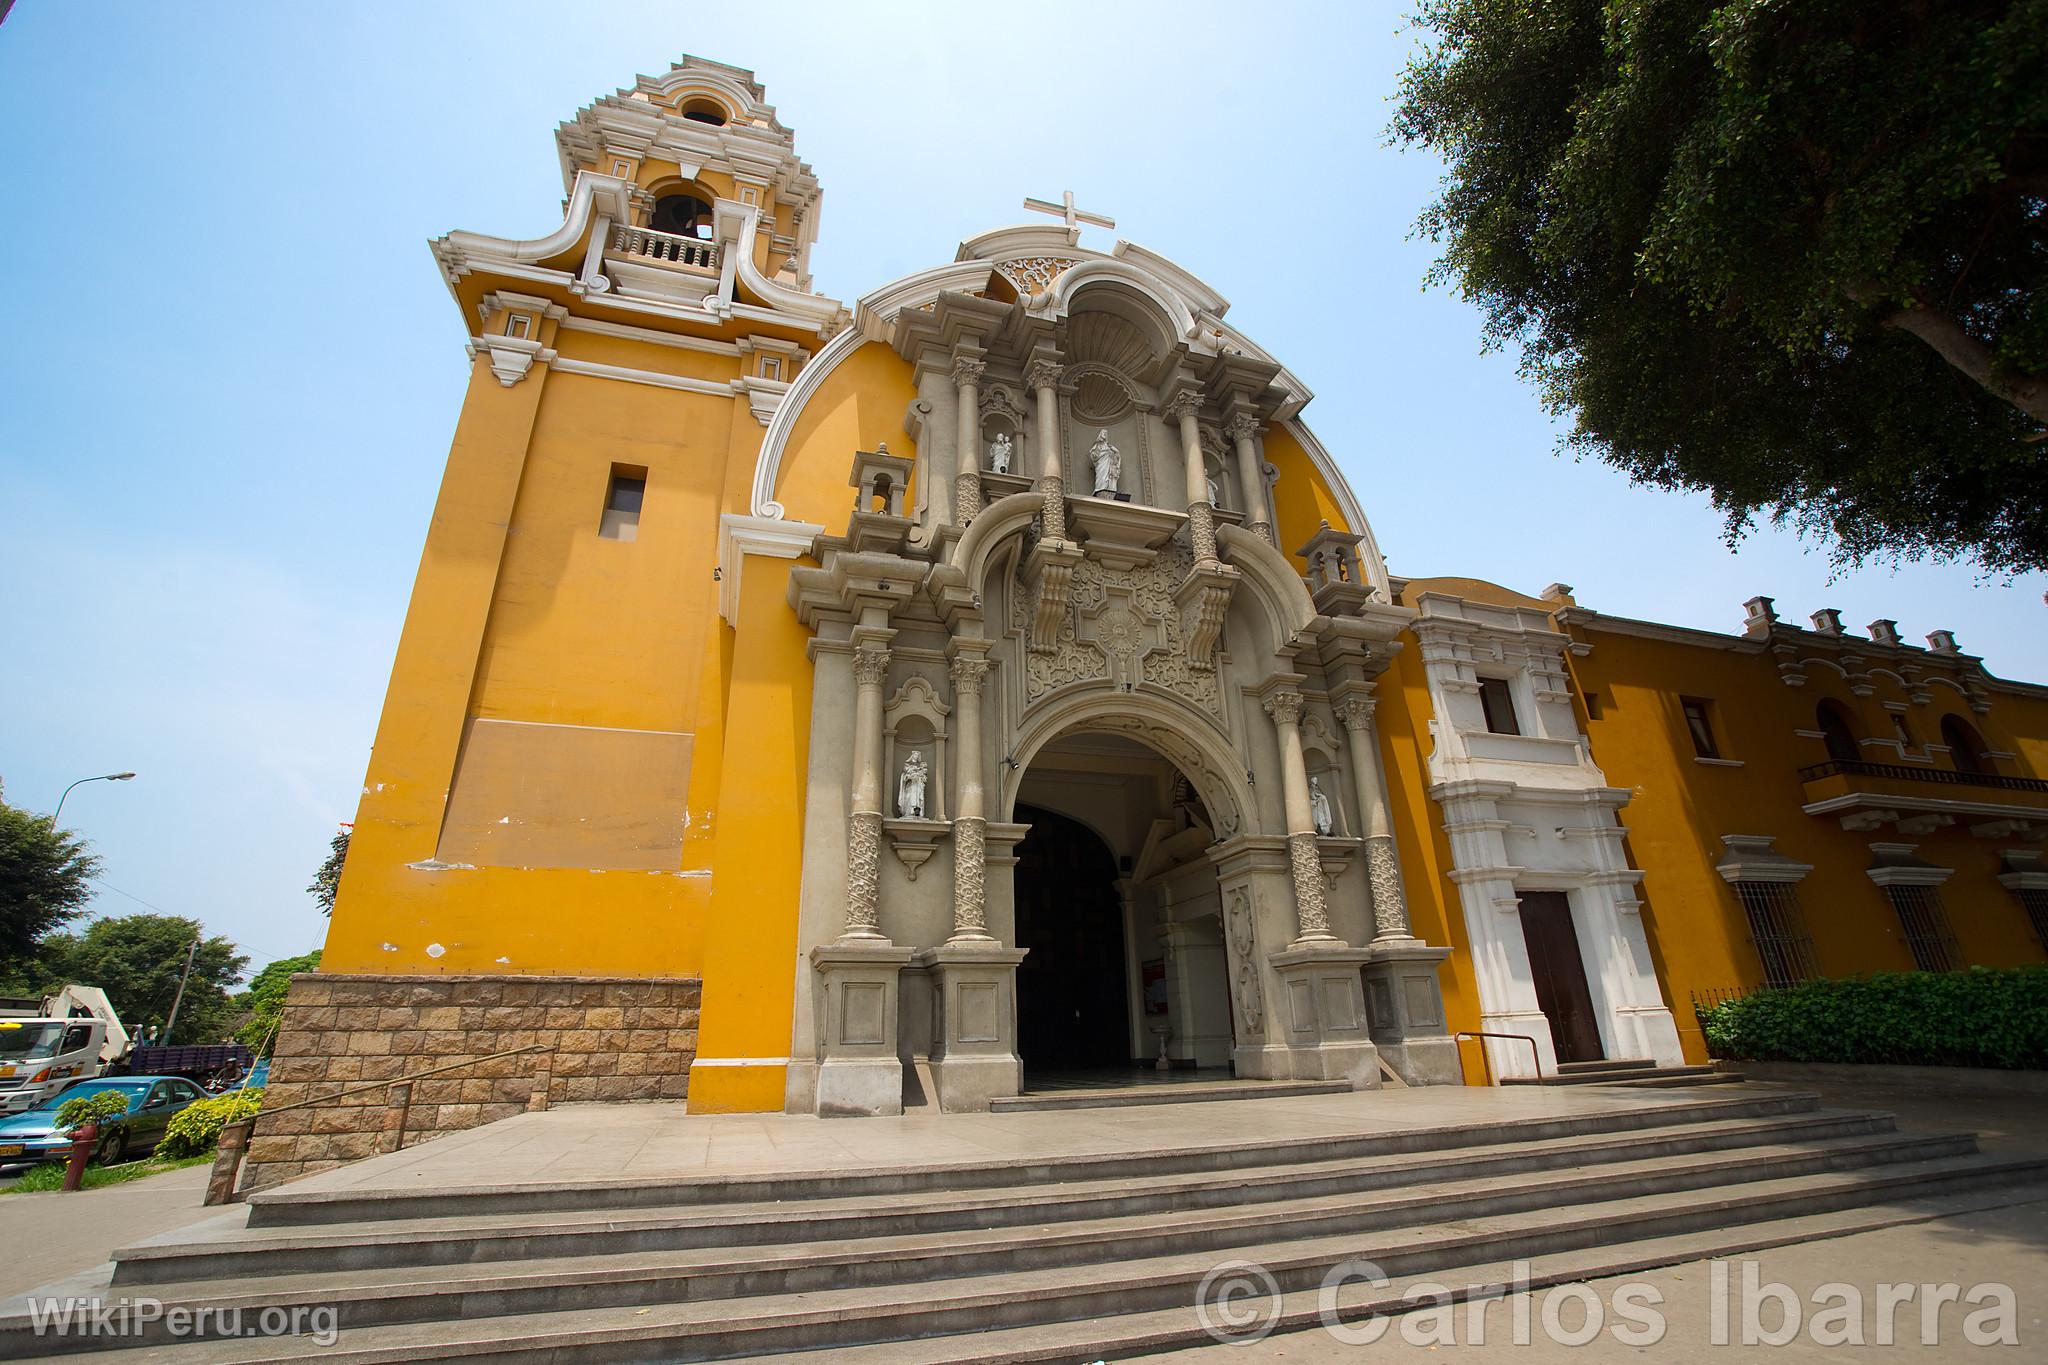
[245,973,701,1189]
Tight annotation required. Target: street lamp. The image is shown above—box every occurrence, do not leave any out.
[52,772,136,824]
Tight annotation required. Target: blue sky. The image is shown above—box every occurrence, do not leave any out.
[2,1,2041,980]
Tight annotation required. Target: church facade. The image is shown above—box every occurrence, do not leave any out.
[255,58,2048,1183]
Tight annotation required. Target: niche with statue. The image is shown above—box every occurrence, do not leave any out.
[978,384,1031,502]
[881,675,952,879]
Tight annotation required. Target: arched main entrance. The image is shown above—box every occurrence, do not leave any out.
[1010,730,1237,1086]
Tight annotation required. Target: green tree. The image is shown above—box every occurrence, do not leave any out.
[232,949,320,1049]
[0,780,101,972]
[1393,0,2048,572]
[308,826,349,917]
[36,915,248,1045]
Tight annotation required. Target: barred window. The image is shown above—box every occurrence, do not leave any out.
[1883,885,1963,973]
[1731,881,1820,989]
[2016,888,2048,955]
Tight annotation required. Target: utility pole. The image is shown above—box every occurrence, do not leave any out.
[162,937,201,1044]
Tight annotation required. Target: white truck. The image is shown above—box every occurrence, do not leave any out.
[0,986,129,1114]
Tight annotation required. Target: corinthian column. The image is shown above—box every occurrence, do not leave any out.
[1027,358,1066,539]
[952,355,985,526]
[948,650,992,942]
[1336,695,1413,941]
[1225,411,1273,544]
[844,645,891,939]
[1261,688,1337,946]
[1166,388,1217,563]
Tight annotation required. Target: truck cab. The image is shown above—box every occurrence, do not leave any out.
[0,1018,110,1114]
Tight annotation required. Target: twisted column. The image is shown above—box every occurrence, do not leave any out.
[1028,359,1066,540]
[948,652,992,942]
[1262,688,1335,945]
[1226,411,1273,545]
[1167,389,1217,563]
[1336,695,1413,941]
[844,646,891,939]
[951,355,985,526]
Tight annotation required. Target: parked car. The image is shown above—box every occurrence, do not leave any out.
[0,1075,208,1168]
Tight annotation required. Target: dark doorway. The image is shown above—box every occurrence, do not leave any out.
[1013,804,1132,1071]
[1517,891,1604,1065]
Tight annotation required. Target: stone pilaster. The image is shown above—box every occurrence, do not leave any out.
[1225,410,1273,545]
[1028,358,1066,540]
[951,355,985,525]
[1166,388,1217,563]
[1335,694,1413,941]
[1262,688,1338,946]
[844,645,891,938]
[947,649,992,941]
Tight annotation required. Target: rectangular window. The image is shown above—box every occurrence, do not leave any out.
[1883,885,1962,972]
[507,314,532,340]
[2015,888,2048,955]
[611,159,631,178]
[1582,691,1602,721]
[599,466,646,541]
[1731,882,1820,989]
[760,355,782,382]
[1478,677,1519,735]
[1681,697,1720,759]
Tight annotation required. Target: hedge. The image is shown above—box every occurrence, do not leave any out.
[1696,967,2048,1071]
[157,1088,264,1159]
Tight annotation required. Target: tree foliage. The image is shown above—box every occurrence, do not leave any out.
[308,827,349,917]
[1393,0,2048,572]
[233,950,320,1048]
[0,780,101,969]
[158,1087,264,1159]
[31,915,249,1045]
[55,1089,132,1136]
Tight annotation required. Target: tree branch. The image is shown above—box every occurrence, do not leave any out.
[1855,287,2048,429]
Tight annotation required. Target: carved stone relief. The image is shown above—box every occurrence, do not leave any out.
[1224,889,1263,1037]
[1009,537,1221,714]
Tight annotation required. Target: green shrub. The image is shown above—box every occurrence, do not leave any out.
[156,1088,264,1159]
[1697,967,2048,1070]
[54,1090,131,1134]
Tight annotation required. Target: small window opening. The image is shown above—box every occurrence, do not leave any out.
[760,355,782,382]
[1478,677,1519,736]
[651,194,715,239]
[1816,701,1860,764]
[507,314,532,340]
[600,466,646,541]
[611,159,631,178]
[1940,714,1988,774]
[1681,697,1720,759]
[1582,691,1603,721]
[679,99,728,126]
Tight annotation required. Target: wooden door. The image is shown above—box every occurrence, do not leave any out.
[1516,891,1604,1065]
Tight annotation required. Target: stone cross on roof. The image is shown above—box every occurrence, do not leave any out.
[1023,190,1115,232]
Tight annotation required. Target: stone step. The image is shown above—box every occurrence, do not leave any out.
[735,1180,2048,1364]
[1502,1064,1725,1087]
[988,1078,1350,1111]
[1555,1057,1655,1074]
[34,1153,2046,1362]
[10,1132,1982,1349]
[109,1108,1899,1284]
[238,1088,1821,1227]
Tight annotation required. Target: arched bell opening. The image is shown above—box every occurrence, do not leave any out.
[1011,730,1238,1087]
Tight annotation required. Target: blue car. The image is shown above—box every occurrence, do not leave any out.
[0,1076,208,1168]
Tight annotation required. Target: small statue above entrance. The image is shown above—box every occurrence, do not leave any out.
[987,431,1012,474]
[1310,775,1335,836]
[1089,429,1122,495]
[897,750,929,819]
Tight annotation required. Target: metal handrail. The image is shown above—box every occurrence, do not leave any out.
[1797,758,2048,794]
[1455,1031,1543,1086]
[204,1043,552,1205]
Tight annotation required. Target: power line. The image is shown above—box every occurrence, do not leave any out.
[85,879,320,974]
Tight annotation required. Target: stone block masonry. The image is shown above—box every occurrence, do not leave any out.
[244,974,701,1189]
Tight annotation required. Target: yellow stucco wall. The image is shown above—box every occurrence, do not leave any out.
[1561,620,2048,1061]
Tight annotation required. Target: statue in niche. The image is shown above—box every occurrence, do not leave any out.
[1310,775,1334,836]
[987,431,1012,474]
[1206,473,1222,506]
[896,750,929,819]
[1089,429,1122,495]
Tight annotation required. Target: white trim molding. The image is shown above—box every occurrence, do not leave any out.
[1864,842,1954,888]
[718,512,821,626]
[1715,835,1814,885]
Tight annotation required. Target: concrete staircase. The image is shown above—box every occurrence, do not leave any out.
[6,1088,2041,1363]
[1501,1057,1737,1088]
